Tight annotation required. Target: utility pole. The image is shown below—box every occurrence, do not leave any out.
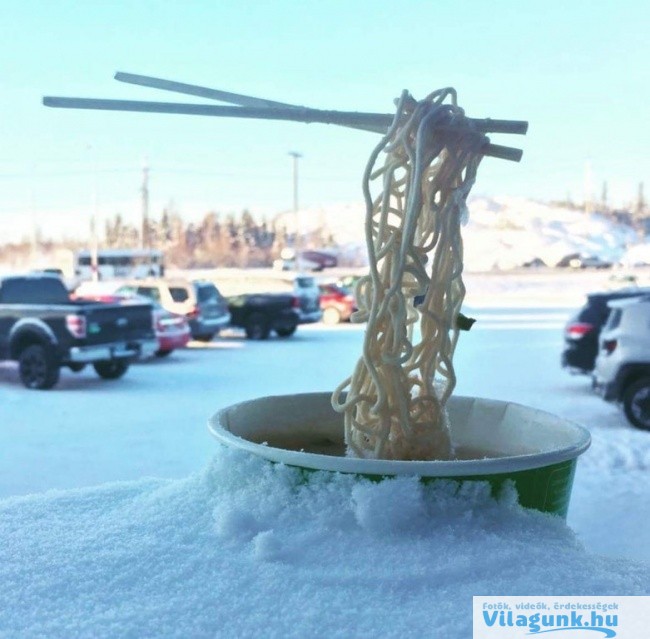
[583,160,593,215]
[90,177,99,281]
[141,158,150,251]
[87,145,99,282]
[636,182,646,217]
[29,163,39,267]
[288,151,302,271]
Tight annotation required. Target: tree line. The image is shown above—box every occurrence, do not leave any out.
[103,206,287,268]
[0,206,337,271]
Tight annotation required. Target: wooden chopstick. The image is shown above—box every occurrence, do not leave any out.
[43,96,527,162]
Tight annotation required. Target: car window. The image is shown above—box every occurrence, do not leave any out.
[320,284,348,295]
[195,283,219,303]
[116,285,138,297]
[604,308,622,331]
[169,286,190,303]
[136,286,161,302]
[577,307,598,324]
[577,299,607,324]
[0,277,70,304]
[295,276,316,289]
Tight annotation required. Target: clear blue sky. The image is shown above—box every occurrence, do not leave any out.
[1,0,648,241]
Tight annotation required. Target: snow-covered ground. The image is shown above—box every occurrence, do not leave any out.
[1,273,649,638]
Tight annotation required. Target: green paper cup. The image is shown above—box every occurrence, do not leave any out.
[208,392,591,518]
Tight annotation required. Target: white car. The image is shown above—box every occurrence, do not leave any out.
[592,296,650,430]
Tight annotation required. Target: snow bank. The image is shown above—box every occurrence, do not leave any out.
[280,197,639,271]
[464,197,637,270]
[619,242,650,267]
[1,447,648,639]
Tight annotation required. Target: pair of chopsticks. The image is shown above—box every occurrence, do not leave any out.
[43,72,527,162]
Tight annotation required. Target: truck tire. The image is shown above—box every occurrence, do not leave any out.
[623,377,650,431]
[194,333,216,343]
[93,359,130,380]
[18,343,60,390]
[275,321,297,338]
[245,313,270,340]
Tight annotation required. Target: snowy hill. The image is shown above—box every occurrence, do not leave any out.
[278,197,643,272]
[464,197,639,271]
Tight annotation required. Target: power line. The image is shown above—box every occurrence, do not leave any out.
[0,168,136,179]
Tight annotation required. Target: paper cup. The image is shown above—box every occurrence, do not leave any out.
[208,392,591,518]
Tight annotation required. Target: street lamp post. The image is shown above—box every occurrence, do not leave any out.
[288,151,302,270]
[141,157,150,251]
[87,144,99,282]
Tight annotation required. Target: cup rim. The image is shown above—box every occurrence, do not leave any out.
[208,393,591,477]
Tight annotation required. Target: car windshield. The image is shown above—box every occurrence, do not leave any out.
[196,283,221,302]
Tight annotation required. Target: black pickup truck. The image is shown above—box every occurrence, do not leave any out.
[0,274,157,389]
[212,272,322,340]
[227,293,302,339]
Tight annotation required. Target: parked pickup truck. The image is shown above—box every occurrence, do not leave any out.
[0,274,158,389]
[227,292,303,339]
[227,281,322,340]
[202,270,322,339]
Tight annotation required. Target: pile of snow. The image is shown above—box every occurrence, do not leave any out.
[276,197,640,271]
[3,276,650,637]
[1,447,648,638]
[619,242,650,267]
[464,197,637,271]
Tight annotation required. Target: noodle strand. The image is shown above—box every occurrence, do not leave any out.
[331,90,486,461]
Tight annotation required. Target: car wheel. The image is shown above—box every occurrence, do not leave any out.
[275,321,297,338]
[155,349,173,357]
[623,377,650,431]
[93,359,130,380]
[322,307,341,325]
[68,362,87,373]
[245,313,270,340]
[194,333,215,343]
[18,343,60,390]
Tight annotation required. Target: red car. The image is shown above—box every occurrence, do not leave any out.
[318,283,356,325]
[72,285,191,357]
[148,304,191,356]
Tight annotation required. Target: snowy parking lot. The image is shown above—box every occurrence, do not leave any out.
[2,303,647,560]
[2,295,649,638]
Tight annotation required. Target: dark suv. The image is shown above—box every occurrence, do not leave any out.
[561,287,650,373]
